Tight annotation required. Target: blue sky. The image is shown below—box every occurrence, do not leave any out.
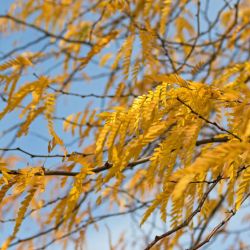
[0,0,250,249]
[0,1,140,249]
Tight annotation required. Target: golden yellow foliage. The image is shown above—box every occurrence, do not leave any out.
[0,0,250,249]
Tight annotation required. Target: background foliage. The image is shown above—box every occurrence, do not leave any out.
[0,0,250,249]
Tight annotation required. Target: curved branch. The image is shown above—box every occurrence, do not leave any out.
[144,177,221,250]
[190,193,250,250]
[0,15,92,46]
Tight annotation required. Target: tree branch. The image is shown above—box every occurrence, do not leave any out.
[177,97,241,141]
[144,177,221,250]
[0,15,92,46]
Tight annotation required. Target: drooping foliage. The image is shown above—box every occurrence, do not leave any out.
[0,0,250,249]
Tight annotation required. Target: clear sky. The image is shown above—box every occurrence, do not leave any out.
[0,1,139,249]
[0,0,249,250]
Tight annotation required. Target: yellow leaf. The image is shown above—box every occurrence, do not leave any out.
[99,53,113,67]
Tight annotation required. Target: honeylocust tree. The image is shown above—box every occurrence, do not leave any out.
[0,0,250,249]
